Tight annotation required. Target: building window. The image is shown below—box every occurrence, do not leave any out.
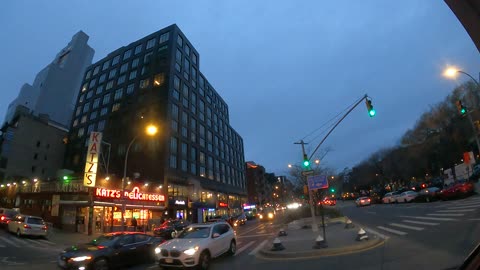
[182,83,189,97]
[126,83,135,95]
[117,75,126,85]
[99,74,106,84]
[89,111,97,120]
[200,166,206,177]
[132,58,140,68]
[181,142,187,157]
[81,83,88,92]
[170,155,177,168]
[190,132,196,143]
[190,118,196,131]
[175,48,182,64]
[170,137,178,153]
[103,93,111,105]
[200,151,205,164]
[177,35,183,47]
[33,153,38,160]
[106,80,114,90]
[134,44,142,55]
[123,49,132,60]
[112,103,121,112]
[93,66,100,76]
[85,70,92,80]
[171,120,178,133]
[98,120,106,131]
[182,97,188,108]
[146,38,156,49]
[78,128,85,137]
[86,91,93,100]
[72,119,78,127]
[199,87,205,97]
[159,32,169,43]
[181,160,188,171]
[114,88,123,100]
[87,124,94,134]
[154,73,165,86]
[192,68,197,82]
[141,66,149,76]
[139,79,150,89]
[120,63,128,74]
[171,104,179,119]
[174,75,181,90]
[158,45,168,53]
[200,138,205,148]
[173,89,180,100]
[191,163,197,175]
[185,45,190,56]
[81,115,87,123]
[108,69,117,79]
[182,111,188,125]
[31,166,36,173]
[192,53,197,65]
[175,63,181,73]
[144,52,153,64]
[94,85,103,95]
[181,126,188,137]
[89,79,96,89]
[83,102,90,113]
[112,55,120,66]
[100,107,108,116]
[102,60,110,71]
[183,58,190,74]
[129,70,137,80]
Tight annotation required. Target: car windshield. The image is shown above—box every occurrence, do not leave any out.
[177,226,211,239]
[27,217,44,225]
[90,235,119,247]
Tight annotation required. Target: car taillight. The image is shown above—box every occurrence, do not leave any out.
[23,224,31,229]
[367,199,371,202]
[42,225,47,230]
[0,216,4,221]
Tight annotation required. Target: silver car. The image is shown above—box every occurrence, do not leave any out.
[8,214,48,238]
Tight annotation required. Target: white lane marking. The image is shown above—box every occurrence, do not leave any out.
[238,224,264,236]
[399,215,457,221]
[0,236,21,248]
[427,213,464,217]
[451,202,480,207]
[24,238,50,248]
[377,226,407,236]
[237,233,274,239]
[235,241,256,256]
[447,205,480,210]
[38,239,56,245]
[402,220,439,226]
[363,227,390,240]
[468,218,480,221]
[436,209,475,213]
[249,239,268,255]
[389,223,424,231]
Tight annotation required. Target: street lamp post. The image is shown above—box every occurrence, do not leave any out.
[121,124,158,231]
[444,67,480,87]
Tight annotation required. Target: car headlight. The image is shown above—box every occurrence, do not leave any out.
[259,214,263,219]
[183,246,199,256]
[70,256,92,262]
[155,247,161,254]
[268,213,274,219]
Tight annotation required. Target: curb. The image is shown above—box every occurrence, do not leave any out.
[257,237,385,260]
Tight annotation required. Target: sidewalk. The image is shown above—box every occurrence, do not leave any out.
[258,217,385,259]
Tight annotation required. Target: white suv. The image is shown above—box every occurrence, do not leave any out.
[8,214,48,238]
[155,221,236,270]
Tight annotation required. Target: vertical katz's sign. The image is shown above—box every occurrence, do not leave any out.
[83,132,102,187]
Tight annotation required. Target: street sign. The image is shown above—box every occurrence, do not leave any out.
[302,170,314,176]
[307,175,328,190]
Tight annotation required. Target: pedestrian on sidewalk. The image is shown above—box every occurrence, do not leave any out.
[131,217,137,232]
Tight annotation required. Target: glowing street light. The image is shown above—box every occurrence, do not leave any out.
[443,66,480,87]
[146,124,158,136]
[315,159,320,164]
[33,178,38,183]
[288,164,293,168]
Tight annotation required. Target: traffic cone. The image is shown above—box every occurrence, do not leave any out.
[278,228,288,237]
[271,237,285,251]
[312,235,328,249]
[345,218,355,229]
[356,228,369,241]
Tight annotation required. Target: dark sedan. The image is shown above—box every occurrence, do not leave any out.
[57,232,164,270]
[0,208,18,228]
[153,219,190,239]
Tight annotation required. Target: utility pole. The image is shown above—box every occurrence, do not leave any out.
[294,140,318,232]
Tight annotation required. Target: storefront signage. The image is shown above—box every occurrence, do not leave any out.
[175,200,186,205]
[95,187,165,202]
[243,205,256,210]
[83,132,102,187]
[218,202,228,208]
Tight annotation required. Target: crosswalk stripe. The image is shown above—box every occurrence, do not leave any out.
[451,202,480,207]
[447,205,480,210]
[235,241,255,256]
[38,239,56,245]
[389,223,424,231]
[402,220,439,226]
[436,209,475,213]
[427,213,464,217]
[249,239,268,255]
[0,236,21,248]
[399,215,457,221]
[377,226,407,236]
[237,233,274,239]
[24,238,51,248]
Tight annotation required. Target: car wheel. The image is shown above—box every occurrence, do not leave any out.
[228,240,236,255]
[93,258,109,270]
[16,229,21,238]
[198,250,210,270]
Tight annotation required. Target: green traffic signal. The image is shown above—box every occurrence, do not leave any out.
[330,188,335,193]
[369,109,376,117]
[303,159,310,167]
[365,99,376,118]
[461,107,467,115]
[63,176,68,180]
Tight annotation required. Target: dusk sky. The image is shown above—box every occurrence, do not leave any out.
[2,1,480,176]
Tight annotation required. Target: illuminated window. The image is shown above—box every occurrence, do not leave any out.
[139,79,150,89]
[81,115,87,123]
[154,73,165,86]
[200,167,206,177]
[75,107,81,116]
[112,103,121,112]
[181,159,188,171]
[78,128,85,137]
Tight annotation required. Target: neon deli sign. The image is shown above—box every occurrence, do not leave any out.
[95,187,165,202]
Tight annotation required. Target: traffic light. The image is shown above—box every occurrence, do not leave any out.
[302,154,310,168]
[455,100,467,116]
[63,175,70,183]
[330,188,335,193]
[365,98,376,117]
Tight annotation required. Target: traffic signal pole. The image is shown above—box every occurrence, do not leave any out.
[467,112,480,157]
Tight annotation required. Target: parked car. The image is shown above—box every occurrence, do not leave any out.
[382,192,395,204]
[355,197,371,207]
[0,208,18,228]
[8,214,47,238]
[416,187,441,202]
[58,232,164,270]
[233,214,247,226]
[155,222,236,270]
[439,180,475,200]
[153,219,190,239]
[396,191,419,203]
[318,197,337,206]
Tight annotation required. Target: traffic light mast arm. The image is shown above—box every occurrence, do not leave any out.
[309,94,369,161]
